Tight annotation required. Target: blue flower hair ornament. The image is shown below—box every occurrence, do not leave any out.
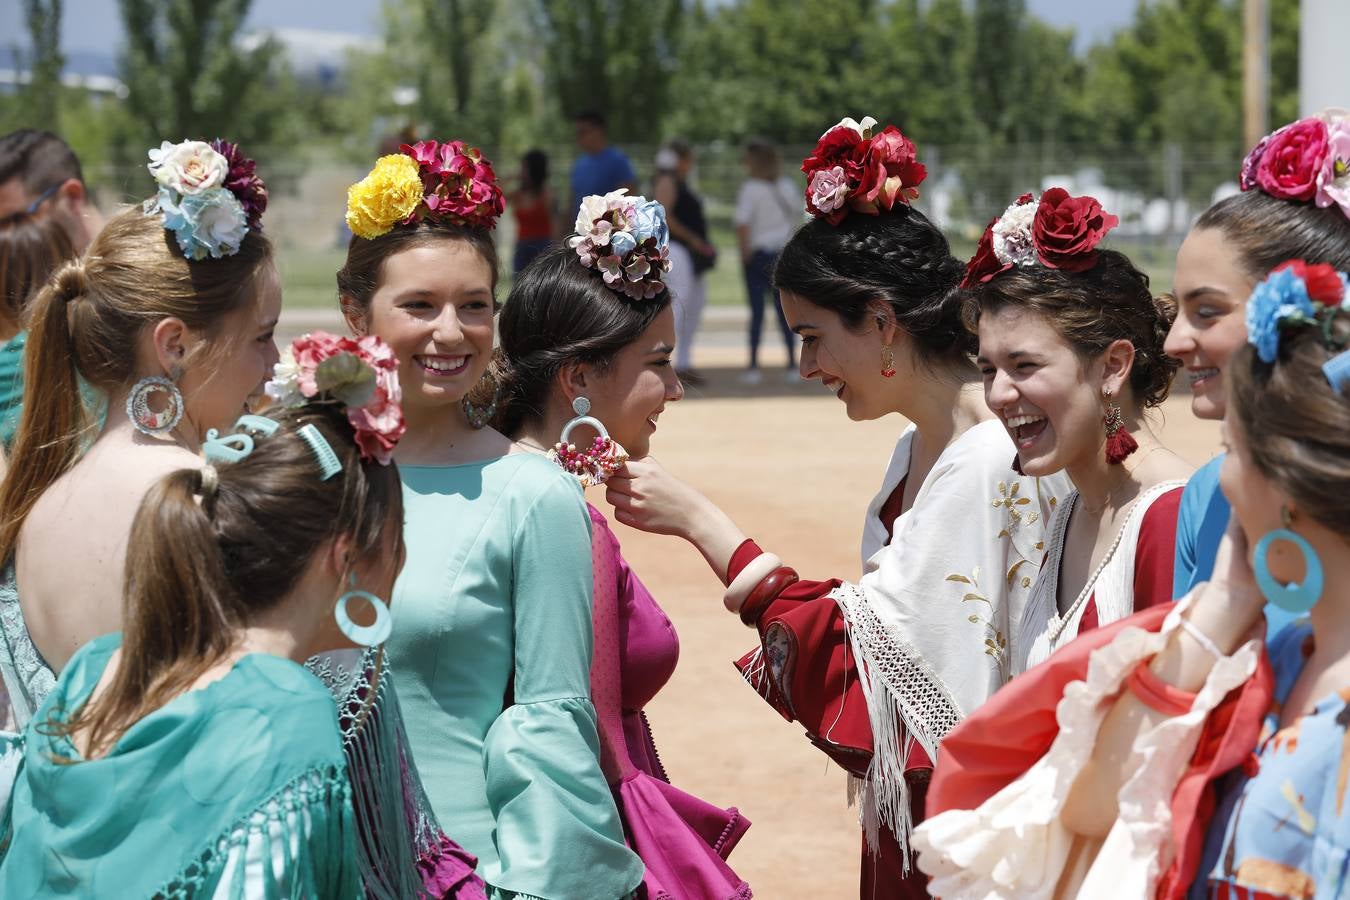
[1245,259,1350,393]
[567,190,671,301]
[142,139,267,261]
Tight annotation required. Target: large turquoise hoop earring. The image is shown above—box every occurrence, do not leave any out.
[1253,522,1324,615]
[335,576,392,647]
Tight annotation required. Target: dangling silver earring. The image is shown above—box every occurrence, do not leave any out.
[126,374,184,436]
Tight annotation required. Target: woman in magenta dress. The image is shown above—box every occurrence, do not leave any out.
[492,193,751,899]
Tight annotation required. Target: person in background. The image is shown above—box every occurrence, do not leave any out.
[0,129,104,253]
[509,149,555,274]
[569,110,636,216]
[654,140,715,385]
[734,138,800,384]
[0,214,77,449]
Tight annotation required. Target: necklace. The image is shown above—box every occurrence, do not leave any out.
[1045,492,1139,645]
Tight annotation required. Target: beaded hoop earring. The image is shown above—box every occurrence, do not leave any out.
[335,574,393,647]
[547,396,629,487]
[1253,509,1324,614]
[126,375,185,436]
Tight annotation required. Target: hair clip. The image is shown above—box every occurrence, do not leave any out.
[298,423,343,481]
[201,414,281,464]
[1324,348,1350,395]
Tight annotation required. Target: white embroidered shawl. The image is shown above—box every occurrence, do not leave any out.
[828,419,1067,856]
[1015,480,1187,675]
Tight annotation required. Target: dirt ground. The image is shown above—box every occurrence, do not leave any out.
[592,348,1221,899]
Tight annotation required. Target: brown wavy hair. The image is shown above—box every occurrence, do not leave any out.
[963,250,1180,408]
[50,404,402,758]
[0,213,75,337]
[1228,309,1350,535]
[0,206,274,565]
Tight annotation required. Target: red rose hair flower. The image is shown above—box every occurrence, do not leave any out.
[801,116,927,225]
[961,188,1119,288]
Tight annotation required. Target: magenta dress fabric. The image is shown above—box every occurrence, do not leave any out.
[587,505,753,900]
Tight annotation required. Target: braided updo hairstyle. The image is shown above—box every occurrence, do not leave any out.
[493,244,671,436]
[772,205,970,368]
[963,251,1179,408]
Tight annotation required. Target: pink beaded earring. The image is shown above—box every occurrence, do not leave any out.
[547,396,629,487]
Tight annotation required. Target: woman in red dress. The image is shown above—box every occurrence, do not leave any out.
[963,189,1194,671]
[607,117,1062,897]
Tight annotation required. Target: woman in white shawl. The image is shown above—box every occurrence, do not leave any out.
[606,116,1062,898]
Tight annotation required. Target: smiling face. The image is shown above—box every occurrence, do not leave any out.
[579,305,682,458]
[1165,227,1254,420]
[782,289,901,421]
[179,261,282,437]
[978,305,1116,476]
[355,239,495,417]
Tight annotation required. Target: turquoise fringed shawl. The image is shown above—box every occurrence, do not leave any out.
[0,634,363,898]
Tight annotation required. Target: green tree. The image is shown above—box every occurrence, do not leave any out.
[116,0,294,153]
[529,0,685,144]
[16,0,64,126]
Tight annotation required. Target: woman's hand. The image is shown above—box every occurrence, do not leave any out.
[605,457,704,539]
[606,457,749,582]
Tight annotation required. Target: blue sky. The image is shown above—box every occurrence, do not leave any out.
[1,0,1136,68]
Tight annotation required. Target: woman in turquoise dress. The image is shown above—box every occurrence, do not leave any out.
[0,213,78,449]
[0,142,473,898]
[338,142,643,898]
[0,346,409,895]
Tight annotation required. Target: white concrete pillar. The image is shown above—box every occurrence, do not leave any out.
[1300,0,1350,116]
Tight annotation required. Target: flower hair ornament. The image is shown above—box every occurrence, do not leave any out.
[1240,108,1350,222]
[346,139,505,240]
[547,396,629,488]
[143,139,268,260]
[1245,259,1350,381]
[961,189,1120,289]
[568,190,672,301]
[265,331,406,467]
[801,116,927,225]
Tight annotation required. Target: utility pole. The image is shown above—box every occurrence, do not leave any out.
[1242,0,1268,149]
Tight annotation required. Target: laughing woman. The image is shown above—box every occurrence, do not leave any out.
[337,141,643,900]
[965,190,1193,670]
[606,117,1061,897]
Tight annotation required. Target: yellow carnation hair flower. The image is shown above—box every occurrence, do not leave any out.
[346,154,424,240]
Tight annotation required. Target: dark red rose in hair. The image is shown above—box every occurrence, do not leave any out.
[960,220,1009,289]
[1274,259,1346,305]
[209,139,268,230]
[802,123,867,180]
[1032,188,1119,272]
[1254,117,1330,202]
[853,126,927,214]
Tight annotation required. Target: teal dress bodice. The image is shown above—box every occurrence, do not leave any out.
[0,332,25,448]
[0,634,363,897]
[389,453,642,900]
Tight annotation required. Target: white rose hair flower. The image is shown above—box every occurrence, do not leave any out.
[143,138,266,261]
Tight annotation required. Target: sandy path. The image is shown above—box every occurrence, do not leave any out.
[594,355,1220,898]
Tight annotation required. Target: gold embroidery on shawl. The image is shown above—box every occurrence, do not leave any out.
[945,568,1008,680]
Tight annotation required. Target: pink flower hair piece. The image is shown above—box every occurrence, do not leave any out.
[1241,110,1350,221]
[265,331,406,465]
[399,139,505,231]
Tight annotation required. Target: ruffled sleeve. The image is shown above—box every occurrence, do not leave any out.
[483,477,644,900]
[913,595,1265,900]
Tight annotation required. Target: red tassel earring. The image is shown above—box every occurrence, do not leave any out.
[881,344,896,378]
[1102,388,1138,464]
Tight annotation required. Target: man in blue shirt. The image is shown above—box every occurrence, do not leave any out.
[569,110,636,215]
